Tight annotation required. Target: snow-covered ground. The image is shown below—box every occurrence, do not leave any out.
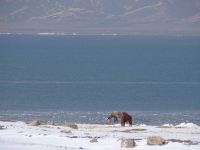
[0,121,200,150]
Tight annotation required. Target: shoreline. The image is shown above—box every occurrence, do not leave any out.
[0,120,200,150]
[1,110,200,126]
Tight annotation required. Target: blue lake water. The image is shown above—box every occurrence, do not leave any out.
[0,35,200,124]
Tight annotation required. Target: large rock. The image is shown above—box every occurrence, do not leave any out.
[121,139,136,148]
[66,123,78,129]
[147,136,166,145]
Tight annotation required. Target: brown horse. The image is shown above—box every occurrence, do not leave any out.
[107,111,132,126]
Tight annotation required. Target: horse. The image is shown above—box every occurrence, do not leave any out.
[107,111,132,126]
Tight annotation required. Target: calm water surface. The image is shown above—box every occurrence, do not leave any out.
[0,35,200,124]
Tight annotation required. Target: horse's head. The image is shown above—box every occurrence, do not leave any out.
[107,115,110,120]
[107,115,113,124]
[107,114,118,124]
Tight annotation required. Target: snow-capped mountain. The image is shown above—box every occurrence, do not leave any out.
[0,0,200,34]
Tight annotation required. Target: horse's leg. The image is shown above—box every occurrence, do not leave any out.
[128,116,132,126]
[114,116,118,123]
[129,120,132,126]
[107,115,112,124]
[121,117,125,127]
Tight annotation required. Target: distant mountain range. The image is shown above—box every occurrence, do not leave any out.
[1,0,200,35]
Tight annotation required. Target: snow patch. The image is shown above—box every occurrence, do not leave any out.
[0,121,200,150]
[175,123,199,128]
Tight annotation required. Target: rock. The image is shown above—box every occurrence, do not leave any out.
[29,120,41,126]
[122,128,147,132]
[66,123,78,129]
[90,138,98,143]
[60,130,72,134]
[147,136,166,145]
[167,139,193,145]
[0,125,5,130]
[121,139,136,148]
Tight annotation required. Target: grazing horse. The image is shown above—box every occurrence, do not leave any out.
[107,111,121,124]
[107,111,132,126]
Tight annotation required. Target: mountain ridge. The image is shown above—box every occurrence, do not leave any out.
[1,0,200,35]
